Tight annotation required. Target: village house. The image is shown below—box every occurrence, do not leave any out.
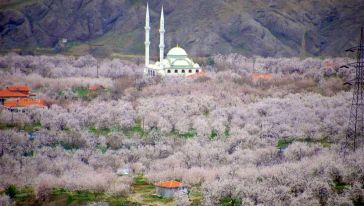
[89,84,105,92]
[0,89,28,104]
[251,73,273,81]
[4,98,46,108]
[155,180,188,197]
[0,85,46,109]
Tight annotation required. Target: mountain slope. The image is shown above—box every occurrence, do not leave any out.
[0,0,363,57]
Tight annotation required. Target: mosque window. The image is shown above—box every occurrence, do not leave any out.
[189,70,192,73]
[167,70,171,73]
[175,70,178,73]
[182,70,185,73]
[196,69,200,73]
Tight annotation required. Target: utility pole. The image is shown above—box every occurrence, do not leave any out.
[252,56,256,73]
[96,59,99,78]
[87,43,104,78]
[343,26,364,152]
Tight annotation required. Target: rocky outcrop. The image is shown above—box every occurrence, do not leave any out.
[0,0,363,57]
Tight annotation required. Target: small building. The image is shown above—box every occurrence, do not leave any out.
[4,98,46,108]
[89,84,105,92]
[251,73,273,81]
[0,85,44,109]
[155,180,188,198]
[0,89,28,104]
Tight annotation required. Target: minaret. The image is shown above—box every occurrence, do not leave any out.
[159,6,165,70]
[144,3,150,74]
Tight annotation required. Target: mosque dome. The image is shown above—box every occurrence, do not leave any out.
[167,47,188,57]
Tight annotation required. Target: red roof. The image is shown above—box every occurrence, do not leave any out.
[0,90,28,98]
[155,180,183,188]
[89,84,105,91]
[6,85,30,93]
[4,98,46,108]
[251,73,273,81]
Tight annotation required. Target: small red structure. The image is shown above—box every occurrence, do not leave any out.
[322,60,339,69]
[0,85,31,105]
[251,73,273,81]
[155,180,183,188]
[0,85,46,108]
[155,180,187,197]
[4,98,46,108]
[0,90,29,98]
[89,84,105,91]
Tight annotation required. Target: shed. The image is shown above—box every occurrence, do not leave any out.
[155,180,188,197]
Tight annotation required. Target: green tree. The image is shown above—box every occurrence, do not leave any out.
[5,185,17,199]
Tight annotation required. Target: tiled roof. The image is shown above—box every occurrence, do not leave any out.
[4,98,46,108]
[0,90,28,98]
[155,180,183,188]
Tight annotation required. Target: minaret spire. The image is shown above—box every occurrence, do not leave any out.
[144,2,150,73]
[159,5,165,70]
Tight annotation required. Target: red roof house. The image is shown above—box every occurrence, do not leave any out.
[0,90,29,98]
[4,98,46,108]
[251,73,273,81]
[89,84,105,91]
[155,180,184,188]
[155,181,187,197]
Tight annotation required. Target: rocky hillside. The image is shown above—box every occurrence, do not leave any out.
[1,0,364,57]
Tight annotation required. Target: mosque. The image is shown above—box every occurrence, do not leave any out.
[144,4,201,77]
